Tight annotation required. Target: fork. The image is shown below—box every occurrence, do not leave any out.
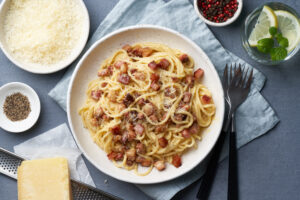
[197,64,253,200]
[225,64,253,200]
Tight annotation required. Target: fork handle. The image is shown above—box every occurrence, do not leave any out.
[228,119,238,200]
[196,130,227,200]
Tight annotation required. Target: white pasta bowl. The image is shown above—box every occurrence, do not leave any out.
[0,0,90,74]
[67,25,225,184]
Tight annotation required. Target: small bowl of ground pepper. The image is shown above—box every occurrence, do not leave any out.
[194,0,243,27]
[0,82,40,133]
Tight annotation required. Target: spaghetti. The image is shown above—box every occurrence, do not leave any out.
[79,43,215,175]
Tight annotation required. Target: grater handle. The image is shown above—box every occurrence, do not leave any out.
[0,147,122,200]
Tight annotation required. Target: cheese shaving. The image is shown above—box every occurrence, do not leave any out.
[4,0,85,66]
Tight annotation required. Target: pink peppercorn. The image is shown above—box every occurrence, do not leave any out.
[197,0,239,23]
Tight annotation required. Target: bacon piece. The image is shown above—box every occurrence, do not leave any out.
[154,161,166,171]
[143,103,155,116]
[172,77,180,82]
[202,95,211,104]
[126,149,136,161]
[172,154,182,168]
[131,46,143,57]
[113,135,122,142]
[94,107,104,119]
[122,44,132,52]
[141,159,152,167]
[98,69,109,77]
[179,54,189,63]
[158,137,168,148]
[101,82,108,87]
[136,143,146,154]
[181,129,191,138]
[158,59,170,70]
[137,98,146,106]
[107,152,117,160]
[149,114,158,123]
[141,47,154,57]
[185,75,195,88]
[134,123,145,136]
[108,90,117,103]
[114,61,123,69]
[135,156,144,163]
[108,151,123,161]
[111,125,121,135]
[128,130,136,141]
[123,93,135,107]
[120,63,128,73]
[91,90,102,100]
[194,68,204,80]
[126,160,134,166]
[148,61,158,70]
[133,71,145,80]
[150,82,161,91]
[150,73,160,82]
[118,73,131,85]
[115,152,124,161]
[189,122,200,134]
[137,112,144,120]
[155,124,166,133]
[183,92,192,103]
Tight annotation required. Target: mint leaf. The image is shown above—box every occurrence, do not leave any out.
[270,47,288,61]
[257,38,274,53]
[275,33,283,41]
[269,27,277,36]
[279,37,289,48]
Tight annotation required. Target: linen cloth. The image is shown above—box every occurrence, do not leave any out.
[14,123,95,186]
[49,0,279,199]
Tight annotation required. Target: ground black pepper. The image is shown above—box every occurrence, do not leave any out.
[3,92,31,121]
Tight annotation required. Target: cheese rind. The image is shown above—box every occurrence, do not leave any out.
[17,157,72,200]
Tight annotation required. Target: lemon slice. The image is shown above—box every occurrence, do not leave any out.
[248,6,278,47]
[274,10,300,52]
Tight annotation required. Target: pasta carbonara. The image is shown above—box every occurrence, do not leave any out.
[79,43,215,175]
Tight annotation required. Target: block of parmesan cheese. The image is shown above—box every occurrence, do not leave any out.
[17,157,72,200]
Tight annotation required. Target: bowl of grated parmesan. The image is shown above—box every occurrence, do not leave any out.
[0,0,90,74]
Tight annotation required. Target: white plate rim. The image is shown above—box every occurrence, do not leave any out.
[67,24,225,184]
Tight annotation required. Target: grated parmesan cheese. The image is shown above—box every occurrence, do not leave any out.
[4,0,85,66]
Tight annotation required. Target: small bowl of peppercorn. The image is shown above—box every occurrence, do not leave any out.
[194,0,242,27]
[0,82,41,133]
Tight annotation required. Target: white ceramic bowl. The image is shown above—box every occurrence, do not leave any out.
[67,25,225,184]
[194,0,243,27]
[0,0,90,74]
[0,82,41,133]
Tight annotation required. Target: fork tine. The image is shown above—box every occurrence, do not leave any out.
[237,64,245,87]
[230,64,233,82]
[241,67,249,87]
[231,64,241,86]
[246,69,254,89]
[223,64,228,88]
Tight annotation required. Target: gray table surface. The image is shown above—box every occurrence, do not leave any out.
[0,0,300,199]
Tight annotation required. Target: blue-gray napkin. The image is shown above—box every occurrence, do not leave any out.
[49,0,279,199]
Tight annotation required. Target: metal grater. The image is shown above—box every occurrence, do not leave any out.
[0,147,122,200]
